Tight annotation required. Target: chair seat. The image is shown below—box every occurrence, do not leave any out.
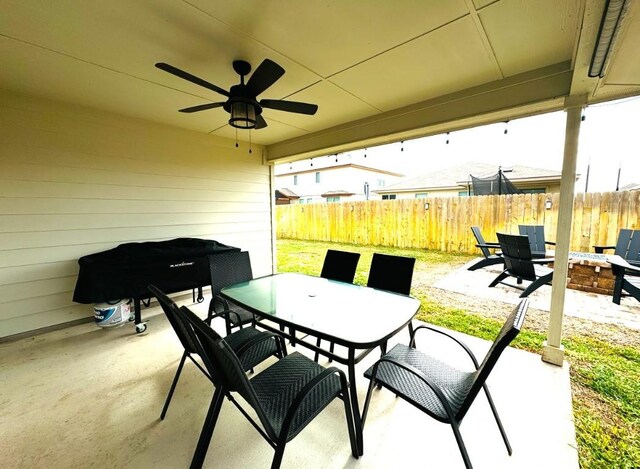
[224,326,281,371]
[251,352,342,441]
[364,344,475,421]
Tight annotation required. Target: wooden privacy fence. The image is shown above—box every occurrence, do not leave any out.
[275,191,640,255]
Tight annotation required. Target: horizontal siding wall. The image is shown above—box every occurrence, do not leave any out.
[0,92,273,338]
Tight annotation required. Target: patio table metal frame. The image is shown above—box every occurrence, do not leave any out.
[220,272,421,456]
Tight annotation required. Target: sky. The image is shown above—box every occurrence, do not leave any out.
[279,96,640,192]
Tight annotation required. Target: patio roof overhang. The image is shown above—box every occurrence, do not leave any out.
[3,0,640,364]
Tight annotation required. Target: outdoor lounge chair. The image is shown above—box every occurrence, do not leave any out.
[207,251,257,335]
[594,228,640,266]
[179,305,358,469]
[467,226,503,271]
[608,256,640,304]
[147,285,286,420]
[489,233,554,297]
[518,224,555,258]
[315,249,361,361]
[362,299,529,469]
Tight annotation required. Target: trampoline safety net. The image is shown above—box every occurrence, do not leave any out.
[470,168,522,195]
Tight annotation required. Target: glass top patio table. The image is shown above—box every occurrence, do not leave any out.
[220,272,421,349]
[221,272,421,456]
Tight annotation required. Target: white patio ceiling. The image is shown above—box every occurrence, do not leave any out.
[2,0,640,161]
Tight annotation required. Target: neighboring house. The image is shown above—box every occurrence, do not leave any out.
[275,161,403,203]
[375,162,567,199]
[275,188,300,205]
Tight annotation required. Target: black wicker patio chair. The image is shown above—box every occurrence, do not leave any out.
[594,229,640,267]
[207,250,257,335]
[315,249,361,361]
[362,299,529,469]
[179,305,358,469]
[518,224,555,258]
[148,284,285,421]
[489,233,554,297]
[467,226,503,271]
[608,256,640,304]
[320,249,361,283]
[367,253,416,353]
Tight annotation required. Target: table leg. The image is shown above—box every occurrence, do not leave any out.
[347,348,364,456]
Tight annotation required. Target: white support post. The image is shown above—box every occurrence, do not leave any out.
[543,97,585,366]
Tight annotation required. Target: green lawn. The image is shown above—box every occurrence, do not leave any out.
[276,239,640,468]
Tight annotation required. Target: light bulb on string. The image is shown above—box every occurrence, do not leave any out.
[364,148,367,158]
[503,120,509,135]
[335,154,338,163]
[310,158,313,167]
[446,132,450,145]
[400,140,404,152]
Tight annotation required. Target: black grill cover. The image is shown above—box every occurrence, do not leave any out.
[73,238,239,304]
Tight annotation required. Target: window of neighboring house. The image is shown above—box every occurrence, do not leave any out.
[382,194,397,200]
[298,198,305,204]
[293,175,298,185]
[458,190,474,196]
[326,196,340,203]
[306,198,313,203]
[315,172,321,183]
[377,179,385,187]
[520,188,546,194]
[415,192,428,199]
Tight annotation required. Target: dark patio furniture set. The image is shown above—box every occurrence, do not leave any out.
[147,248,526,469]
[470,225,640,304]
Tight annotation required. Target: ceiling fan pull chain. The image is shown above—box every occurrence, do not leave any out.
[235,127,239,148]
[249,129,252,154]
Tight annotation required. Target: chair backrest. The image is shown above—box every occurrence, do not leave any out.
[367,253,416,295]
[615,229,640,262]
[497,233,537,281]
[471,226,492,258]
[518,225,546,255]
[178,305,277,440]
[148,284,200,354]
[208,251,253,297]
[320,249,361,283]
[456,298,529,420]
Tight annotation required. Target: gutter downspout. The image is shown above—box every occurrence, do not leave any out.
[543,96,584,366]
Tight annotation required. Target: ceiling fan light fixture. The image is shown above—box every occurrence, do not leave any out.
[229,100,257,129]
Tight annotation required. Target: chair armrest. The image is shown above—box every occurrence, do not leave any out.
[607,255,640,274]
[207,296,243,326]
[410,324,480,369]
[531,257,554,265]
[233,330,284,357]
[476,243,500,251]
[593,244,615,254]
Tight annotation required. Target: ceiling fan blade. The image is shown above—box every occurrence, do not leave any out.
[255,115,268,129]
[246,59,285,96]
[178,102,225,113]
[260,99,318,115]
[155,62,229,97]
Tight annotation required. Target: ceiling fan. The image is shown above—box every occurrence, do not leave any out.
[155,58,318,130]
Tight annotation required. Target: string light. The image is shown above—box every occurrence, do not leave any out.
[446,132,450,144]
[503,120,509,135]
[364,148,367,158]
[310,158,313,167]
[400,140,404,152]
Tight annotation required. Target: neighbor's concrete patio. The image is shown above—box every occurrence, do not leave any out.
[1,295,578,468]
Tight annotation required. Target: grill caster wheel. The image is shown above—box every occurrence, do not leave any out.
[135,323,147,333]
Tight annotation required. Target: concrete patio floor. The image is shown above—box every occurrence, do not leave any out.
[0,296,578,469]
